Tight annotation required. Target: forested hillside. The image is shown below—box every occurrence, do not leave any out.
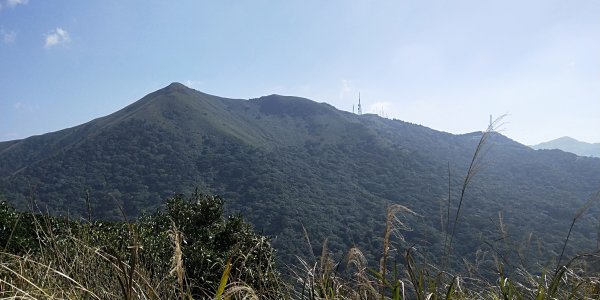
[1,83,599,269]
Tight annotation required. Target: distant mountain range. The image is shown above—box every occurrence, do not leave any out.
[532,136,600,158]
[1,83,599,268]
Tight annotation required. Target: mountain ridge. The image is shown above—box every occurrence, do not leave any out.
[1,83,599,268]
[532,136,600,158]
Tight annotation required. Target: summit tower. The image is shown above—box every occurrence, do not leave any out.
[357,92,362,115]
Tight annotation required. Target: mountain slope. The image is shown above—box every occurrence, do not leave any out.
[532,136,600,157]
[1,83,599,269]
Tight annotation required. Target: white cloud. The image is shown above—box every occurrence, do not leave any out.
[184,80,204,89]
[338,79,352,100]
[1,29,17,44]
[7,0,28,8]
[13,101,39,111]
[44,27,70,48]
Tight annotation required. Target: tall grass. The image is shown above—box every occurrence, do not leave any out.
[0,214,179,299]
[0,194,286,299]
[2,118,600,299]
[292,117,600,299]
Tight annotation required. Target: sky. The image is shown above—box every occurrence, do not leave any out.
[1,1,599,145]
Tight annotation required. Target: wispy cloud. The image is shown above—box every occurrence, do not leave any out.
[184,80,204,89]
[13,101,40,111]
[6,0,28,8]
[44,27,70,48]
[338,79,353,100]
[1,28,17,44]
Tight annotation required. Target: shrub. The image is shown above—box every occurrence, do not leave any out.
[0,192,285,299]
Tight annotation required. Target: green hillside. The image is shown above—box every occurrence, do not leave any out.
[1,83,599,270]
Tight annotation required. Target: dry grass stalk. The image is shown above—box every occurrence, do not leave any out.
[222,282,259,300]
[442,115,506,273]
[345,247,378,298]
[170,220,188,298]
[380,204,415,298]
[555,190,600,276]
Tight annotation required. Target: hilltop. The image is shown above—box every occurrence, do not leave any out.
[1,83,599,268]
[532,136,600,158]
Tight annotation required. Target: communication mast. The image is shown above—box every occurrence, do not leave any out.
[357,92,362,115]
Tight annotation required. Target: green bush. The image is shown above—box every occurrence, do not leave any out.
[0,192,285,299]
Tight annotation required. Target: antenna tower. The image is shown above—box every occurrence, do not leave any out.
[357,92,362,115]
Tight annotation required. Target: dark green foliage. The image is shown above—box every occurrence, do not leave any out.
[0,193,284,298]
[0,201,38,253]
[1,83,599,272]
[137,192,284,297]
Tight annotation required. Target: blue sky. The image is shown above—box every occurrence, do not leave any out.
[1,1,599,145]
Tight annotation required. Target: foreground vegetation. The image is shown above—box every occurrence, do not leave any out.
[0,193,284,299]
[1,192,600,299]
[2,120,600,299]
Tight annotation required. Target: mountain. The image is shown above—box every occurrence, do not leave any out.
[532,136,600,158]
[1,83,600,269]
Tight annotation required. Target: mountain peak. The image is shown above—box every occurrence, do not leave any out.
[555,136,579,142]
[164,82,190,92]
[532,136,600,157]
